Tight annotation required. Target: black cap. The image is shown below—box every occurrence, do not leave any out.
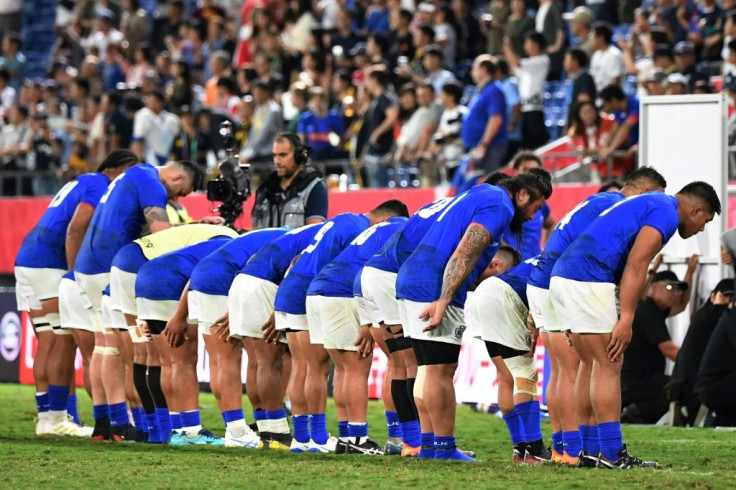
[674,41,695,55]
[652,270,689,290]
[712,279,735,295]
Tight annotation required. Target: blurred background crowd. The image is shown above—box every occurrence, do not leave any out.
[1,0,736,196]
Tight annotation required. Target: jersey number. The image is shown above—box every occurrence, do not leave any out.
[350,221,391,246]
[99,174,124,204]
[302,221,334,254]
[599,195,640,218]
[555,200,590,231]
[48,181,79,208]
[416,197,453,219]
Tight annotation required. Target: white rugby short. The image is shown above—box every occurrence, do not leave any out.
[466,278,530,351]
[75,272,110,312]
[306,295,361,350]
[188,290,227,326]
[401,299,466,345]
[15,269,41,312]
[354,296,378,327]
[361,267,401,326]
[228,274,278,339]
[526,284,562,332]
[549,277,618,334]
[275,311,308,332]
[14,266,66,307]
[102,294,128,330]
[109,266,138,316]
[59,275,94,332]
[136,297,178,323]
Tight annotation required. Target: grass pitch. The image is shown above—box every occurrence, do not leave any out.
[0,383,734,489]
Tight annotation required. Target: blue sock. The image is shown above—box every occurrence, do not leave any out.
[580,425,600,456]
[551,431,564,454]
[598,421,623,462]
[253,409,266,422]
[293,415,310,443]
[347,422,368,438]
[502,409,525,445]
[92,404,108,422]
[309,414,328,445]
[223,409,244,424]
[337,420,349,438]
[109,402,129,427]
[67,394,79,423]
[516,401,543,442]
[385,411,401,438]
[433,436,476,461]
[48,384,69,412]
[181,410,201,430]
[170,412,183,430]
[400,420,421,447]
[145,413,160,443]
[562,430,583,457]
[36,392,50,415]
[418,432,435,459]
[266,409,287,420]
[131,407,146,433]
[156,408,171,441]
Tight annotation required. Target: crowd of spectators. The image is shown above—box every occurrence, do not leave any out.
[1,0,736,195]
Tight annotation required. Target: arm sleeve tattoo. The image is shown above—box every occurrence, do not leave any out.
[440,223,492,303]
[143,206,170,226]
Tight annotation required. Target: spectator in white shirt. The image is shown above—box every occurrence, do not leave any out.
[131,90,180,165]
[590,21,625,91]
[426,81,467,166]
[83,9,124,57]
[0,67,15,114]
[422,45,457,96]
[503,31,550,149]
[396,83,442,163]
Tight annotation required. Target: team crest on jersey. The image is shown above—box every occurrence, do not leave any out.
[453,325,466,341]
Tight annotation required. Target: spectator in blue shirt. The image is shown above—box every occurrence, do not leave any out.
[496,59,522,160]
[363,0,390,35]
[461,54,508,172]
[102,43,126,92]
[598,84,639,162]
[298,87,345,161]
[0,31,25,91]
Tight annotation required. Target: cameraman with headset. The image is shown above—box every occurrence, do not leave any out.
[251,132,328,229]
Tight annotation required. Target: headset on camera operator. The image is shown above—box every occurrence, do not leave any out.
[251,132,328,229]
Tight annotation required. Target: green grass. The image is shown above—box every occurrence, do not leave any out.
[0,383,734,488]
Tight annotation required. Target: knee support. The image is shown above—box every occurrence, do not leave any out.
[92,346,120,356]
[413,365,426,400]
[31,315,53,333]
[505,355,538,396]
[386,337,413,354]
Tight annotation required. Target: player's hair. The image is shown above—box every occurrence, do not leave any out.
[524,31,548,51]
[567,48,589,69]
[677,181,721,215]
[485,171,512,186]
[512,151,542,170]
[441,81,463,103]
[97,149,139,173]
[497,244,522,267]
[173,160,205,191]
[592,22,613,45]
[371,199,410,218]
[597,180,622,193]
[599,84,626,102]
[499,168,553,201]
[625,166,667,189]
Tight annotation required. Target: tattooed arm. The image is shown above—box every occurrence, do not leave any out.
[143,206,171,234]
[420,223,492,332]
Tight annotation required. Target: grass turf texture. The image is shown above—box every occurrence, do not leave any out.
[1,383,735,488]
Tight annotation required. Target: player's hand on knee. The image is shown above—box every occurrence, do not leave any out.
[420,300,448,333]
[564,330,573,347]
[721,247,733,265]
[526,313,539,349]
[261,314,278,343]
[354,327,374,358]
[607,320,632,363]
[164,315,188,348]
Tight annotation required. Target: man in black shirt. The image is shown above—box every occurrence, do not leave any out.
[621,270,692,424]
[362,68,398,187]
[669,279,733,425]
[695,302,736,426]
